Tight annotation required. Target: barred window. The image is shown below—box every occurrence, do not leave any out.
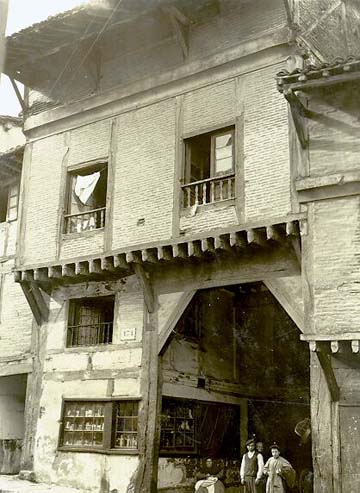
[59,399,139,453]
[67,296,114,348]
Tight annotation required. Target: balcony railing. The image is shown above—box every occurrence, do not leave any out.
[181,173,235,209]
[67,321,113,347]
[64,207,106,234]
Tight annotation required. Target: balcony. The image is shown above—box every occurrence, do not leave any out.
[181,173,235,208]
[64,207,106,234]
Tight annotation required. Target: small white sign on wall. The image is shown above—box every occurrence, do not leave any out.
[121,327,137,341]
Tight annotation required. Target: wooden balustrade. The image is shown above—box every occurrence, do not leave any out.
[181,174,235,208]
[64,207,106,234]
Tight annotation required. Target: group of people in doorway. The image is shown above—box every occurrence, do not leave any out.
[195,438,295,493]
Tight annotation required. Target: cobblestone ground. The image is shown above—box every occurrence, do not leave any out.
[0,475,86,493]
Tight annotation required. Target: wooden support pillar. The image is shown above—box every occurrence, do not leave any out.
[135,269,160,493]
[20,281,49,326]
[315,343,340,402]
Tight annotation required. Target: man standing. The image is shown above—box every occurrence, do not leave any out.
[240,438,264,493]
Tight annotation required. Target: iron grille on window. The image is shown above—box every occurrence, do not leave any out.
[160,398,240,457]
[67,296,114,347]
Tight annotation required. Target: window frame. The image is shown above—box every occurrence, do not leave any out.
[64,160,108,235]
[58,398,140,455]
[183,125,236,186]
[159,396,240,457]
[66,295,115,348]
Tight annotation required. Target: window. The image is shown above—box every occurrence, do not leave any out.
[0,188,8,223]
[160,397,240,457]
[64,163,107,234]
[182,127,235,208]
[60,399,139,452]
[67,296,114,347]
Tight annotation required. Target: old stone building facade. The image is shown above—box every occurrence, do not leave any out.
[2,1,360,492]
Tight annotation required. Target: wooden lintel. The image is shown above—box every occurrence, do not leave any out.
[133,263,155,314]
[20,281,49,326]
[316,344,340,402]
[284,90,308,149]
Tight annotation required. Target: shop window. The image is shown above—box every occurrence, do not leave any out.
[160,397,240,457]
[182,127,235,208]
[67,296,114,347]
[60,399,139,453]
[64,162,107,234]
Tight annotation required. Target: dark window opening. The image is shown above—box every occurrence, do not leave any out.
[182,127,235,208]
[160,397,240,458]
[0,188,8,223]
[60,399,139,452]
[64,163,107,233]
[67,296,114,347]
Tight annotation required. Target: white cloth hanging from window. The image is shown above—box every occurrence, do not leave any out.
[74,172,100,205]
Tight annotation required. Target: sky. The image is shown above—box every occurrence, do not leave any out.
[0,0,88,116]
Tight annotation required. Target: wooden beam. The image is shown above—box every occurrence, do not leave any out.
[161,5,190,59]
[20,281,49,326]
[133,263,155,314]
[8,76,26,113]
[316,344,340,402]
[158,290,196,354]
[284,89,308,149]
[283,70,360,92]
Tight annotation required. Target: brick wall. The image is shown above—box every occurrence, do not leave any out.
[243,63,291,221]
[0,263,32,358]
[308,87,360,177]
[310,196,360,335]
[23,135,65,264]
[111,99,176,249]
[22,59,294,264]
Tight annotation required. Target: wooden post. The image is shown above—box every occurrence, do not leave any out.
[0,0,8,78]
[135,270,160,493]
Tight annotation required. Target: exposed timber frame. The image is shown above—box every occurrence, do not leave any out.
[161,5,190,60]
[284,89,309,149]
[20,281,49,326]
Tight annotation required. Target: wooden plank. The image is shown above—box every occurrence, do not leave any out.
[158,290,196,354]
[136,305,160,493]
[316,345,340,402]
[20,282,47,326]
[133,263,154,314]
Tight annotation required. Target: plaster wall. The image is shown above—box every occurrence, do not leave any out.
[0,121,24,153]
